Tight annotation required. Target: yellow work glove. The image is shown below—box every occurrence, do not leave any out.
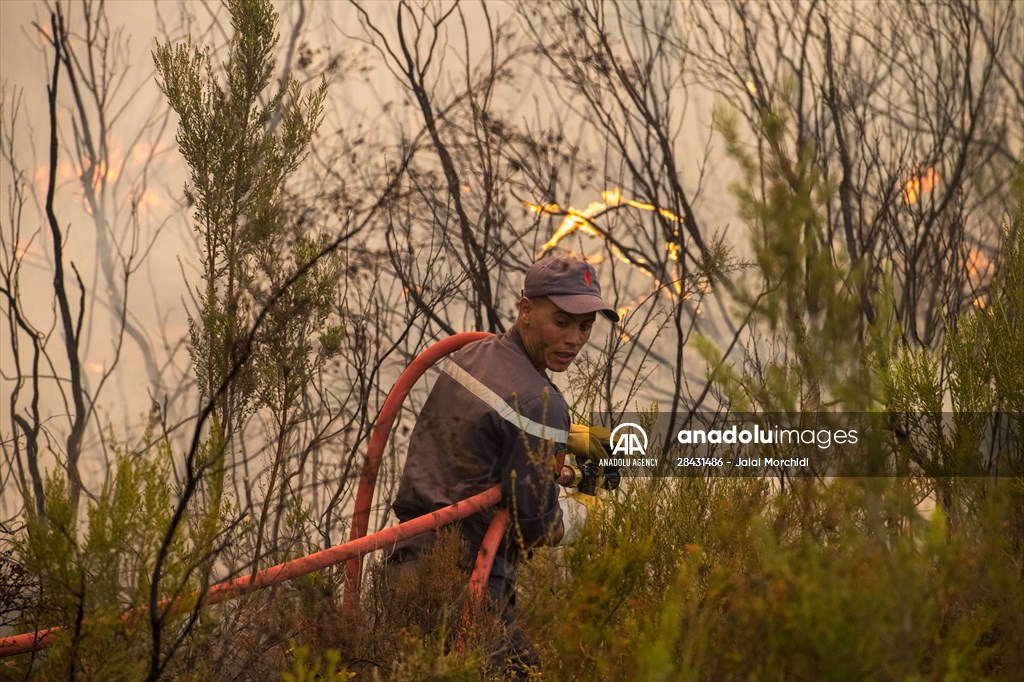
[558,492,603,545]
[567,424,612,462]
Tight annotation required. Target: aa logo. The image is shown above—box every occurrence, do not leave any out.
[610,422,648,456]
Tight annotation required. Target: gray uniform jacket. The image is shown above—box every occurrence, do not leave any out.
[391,328,567,579]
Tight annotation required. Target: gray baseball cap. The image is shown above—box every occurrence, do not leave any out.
[523,255,619,322]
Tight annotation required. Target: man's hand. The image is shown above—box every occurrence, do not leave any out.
[567,424,612,462]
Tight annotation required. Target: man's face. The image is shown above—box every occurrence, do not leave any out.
[518,297,596,372]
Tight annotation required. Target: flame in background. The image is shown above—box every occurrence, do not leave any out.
[525,188,681,257]
[401,285,423,298]
[136,188,163,215]
[33,142,169,219]
[84,158,116,193]
[524,189,709,332]
[967,247,993,310]
[965,247,990,282]
[902,166,939,205]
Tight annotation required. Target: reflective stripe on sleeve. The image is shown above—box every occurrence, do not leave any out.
[441,360,569,443]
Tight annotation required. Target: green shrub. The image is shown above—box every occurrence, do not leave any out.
[517,476,1022,681]
[315,528,503,681]
[8,446,211,680]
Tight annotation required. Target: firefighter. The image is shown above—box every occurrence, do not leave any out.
[387,254,619,676]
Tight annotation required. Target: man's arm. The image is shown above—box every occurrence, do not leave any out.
[499,394,566,548]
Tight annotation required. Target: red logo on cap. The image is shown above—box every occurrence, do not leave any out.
[584,268,591,286]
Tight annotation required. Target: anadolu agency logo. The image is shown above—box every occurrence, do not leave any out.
[601,423,658,468]
[610,422,648,456]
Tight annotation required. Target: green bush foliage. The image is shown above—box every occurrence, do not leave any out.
[8,442,215,680]
[517,476,1022,681]
[321,529,504,681]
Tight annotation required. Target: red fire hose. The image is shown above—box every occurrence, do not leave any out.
[468,509,510,598]
[0,484,501,658]
[1,332,501,659]
[343,331,491,609]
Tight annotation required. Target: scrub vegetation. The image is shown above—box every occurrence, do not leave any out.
[1,0,1021,680]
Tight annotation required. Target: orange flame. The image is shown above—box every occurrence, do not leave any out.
[965,247,991,283]
[524,188,681,256]
[902,166,939,205]
[526,189,697,304]
[82,157,121,193]
[525,202,560,214]
[666,241,680,262]
[401,285,423,298]
[137,189,163,214]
